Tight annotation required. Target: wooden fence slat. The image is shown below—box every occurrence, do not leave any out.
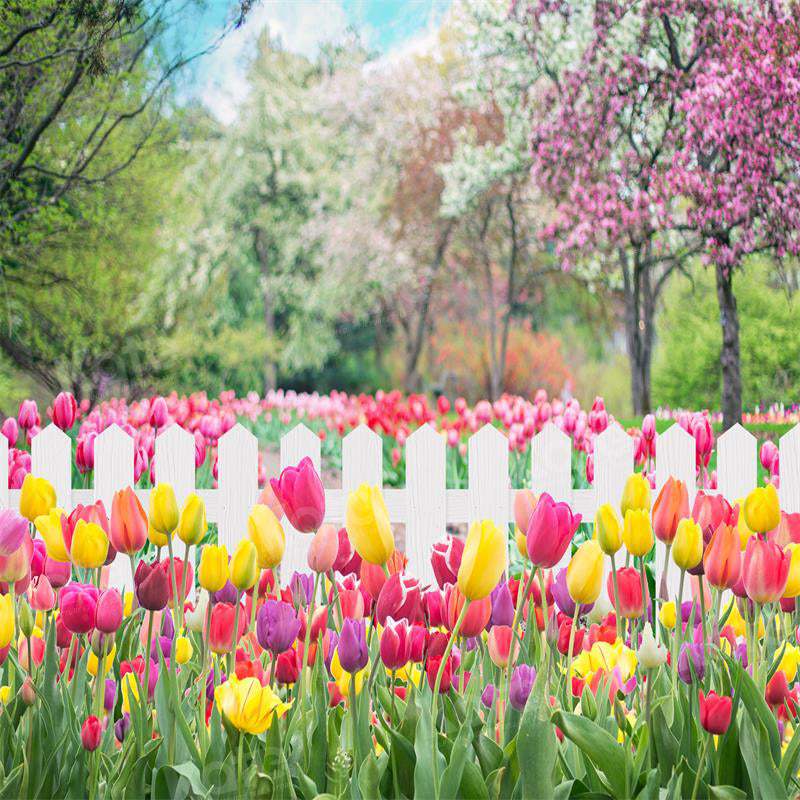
[468,425,509,570]
[32,425,72,510]
[405,424,445,586]
[717,423,757,502]
[217,424,258,560]
[94,424,134,590]
[593,424,633,513]
[342,425,382,491]
[279,424,321,581]
[780,425,800,513]
[531,422,572,504]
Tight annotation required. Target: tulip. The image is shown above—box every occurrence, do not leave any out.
[774,512,800,547]
[766,670,790,708]
[567,541,604,605]
[209,601,246,654]
[29,575,55,612]
[33,509,70,562]
[333,528,361,576]
[71,519,109,569]
[115,712,131,743]
[52,392,77,431]
[307,524,338,574]
[742,537,790,604]
[215,676,291,734]
[652,477,689,545]
[481,684,496,709]
[445,586,491,637]
[659,601,676,629]
[488,625,516,667]
[270,456,326,533]
[1,417,17,447]
[594,503,622,555]
[175,635,192,664]
[149,396,168,428]
[185,590,209,633]
[18,400,39,430]
[149,483,179,538]
[0,594,14,648]
[178,493,207,546]
[81,715,102,751]
[607,566,647,619]
[361,551,405,601]
[692,492,735,539]
[423,589,446,627]
[198,544,229,592]
[380,617,412,670]
[677,642,705,684]
[514,527,527,558]
[110,487,148,556]
[784,544,800,598]
[19,474,56,522]
[623,509,653,557]
[275,649,300,685]
[458,519,505,601]
[430,535,464,589]
[95,589,123,633]
[0,530,32,587]
[256,600,300,653]
[230,539,258,591]
[553,568,593,617]
[489,581,515,628]
[698,689,732,735]
[513,489,538,536]
[134,560,170,611]
[703,523,742,590]
[45,556,70,589]
[426,655,452,693]
[556,618,584,657]
[163,556,192,607]
[248,504,285,569]
[526,493,581,569]
[509,664,536,711]
[743,483,780,534]
[375,573,422,626]
[346,484,394,565]
[638,623,667,668]
[338,618,368,673]
[0,510,27,557]
[671,518,702,570]
[620,472,651,517]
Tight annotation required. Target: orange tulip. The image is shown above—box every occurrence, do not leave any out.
[651,477,689,545]
[703,523,742,590]
[110,488,148,556]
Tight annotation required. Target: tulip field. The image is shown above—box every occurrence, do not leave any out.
[1,391,800,799]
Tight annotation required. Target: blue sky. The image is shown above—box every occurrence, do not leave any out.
[187,0,450,123]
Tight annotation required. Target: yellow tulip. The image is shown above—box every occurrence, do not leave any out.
[121,671,139,713]
[623,509,653,557]
[71,519,109,569]
[620,472,651,517]
[784,544,800,598]
[19,474,56,522]
[330,648,367,698]
[345,484,394,565]
[743,483,780,534]
[572,640,637,683]
[0,686,9,704]
[123,591,134,617]
[671,518,703,571]
[178,493,207,546]
[148,523,170,548]
[567,540,604,605]
[215,676,291,734]
[247,504,285,569]
[0,594,14,649]
[457,519,506,601]
[230,539,258,591]
[87,644,116,677]
[659,601,676,630]
[514,526,527,559]
[149,483,179,537]
[198,545,229,592]
[723,601,764,639]
[775,644,800,683]
[175,635,193,664]
[594,503,622,555]
[33,508,70,562]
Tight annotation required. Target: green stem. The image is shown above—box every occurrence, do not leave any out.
[610,553,622,641]
[329,570,344,631]
[565,602,580,709]
[690,734,709,800]
[698,575,708,660]
[200,596,212,755]
[228,591,242,677]
[142,611,155,745]
[237,731,245,798]
[510,567,535,668]
[672,569,686,700]
[298,570,321,709]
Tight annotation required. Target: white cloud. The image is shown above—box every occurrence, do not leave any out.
[199,0,350,124]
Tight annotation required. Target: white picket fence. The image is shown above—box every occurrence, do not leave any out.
[2,420,800,595]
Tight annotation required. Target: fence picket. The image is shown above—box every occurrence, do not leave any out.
[531,423,572,503]
[279,424,321,580]
[780,425,800,513]
[468,425,509,570]
[342,425,382,491]
[94,424,134,590]
[405,424,445,586]
[0,435,7,508]
[32,425,73,511]
[716,424,757,502]
[655,424,696,598]
[217,424,258,560]
[155,424,196,589]
[593,425,633,512]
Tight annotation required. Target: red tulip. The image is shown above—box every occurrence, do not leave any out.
[60,584,99,634]
[408,624,428,662]
[380,618,412,670]
[209,601,246,654]
[423,589,447,627]
[276,648,300,684]
[375,572,422,626]
[652,477,689,545]
[134,560,169,611]
[607,566,647,619]
[698,690,732,734]
[445,585,490,637]
[81,715,102,751]
[742,536,790,603]
[766,670,790,708]
[430,535,464,590]
[557,617,585,656]
[361,551,406,601]
[526,493,581,569]
[162,556,193,608]
[332,528,361,576]
[426,655,452,693]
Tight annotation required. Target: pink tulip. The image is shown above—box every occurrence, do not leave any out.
[430,535,464,589]
[29,575,56,611]
[60,584,99,634]
[95,588,123,633]
[375,572,422,626]
[307,524,338,574]
[149,396,168,429]
[52,392,77,431]
[380,617,412,670]
[526,493,581,569]
[269,457,325,533]
[1,417,18,446]
[742,537,790,604]
[17,400,39,430]
[0,533,33,584]
[0,509,28,556]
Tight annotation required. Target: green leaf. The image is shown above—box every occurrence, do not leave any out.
[386,726,416,798]
[459,759,490,800]
[551,711,629,799]
[517,681,556,800]
[152,761,209,800]
[414,692,446,800]
[634,768,659,800]
[440,668,481,800]
[650,705,679,785]
[740,717,788,800]
[484,767,506,800]
[780,718,800,787]
[708,787,750,800]
[357,750,387,799]
[475,734,504,778]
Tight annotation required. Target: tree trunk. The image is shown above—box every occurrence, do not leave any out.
[715,261,741,431]
[619,247,654,416]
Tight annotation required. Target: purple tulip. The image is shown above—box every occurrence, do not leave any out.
[160,608,175,640]
[552,567,593,617]
[489,582,515,628]
[681,601,699,627]
[212,580,238,606]
[326,631,338,673]
[481,683,496,709]
[289,572,313,607]
[509,664,536,711]
[206,667,225,702]
[114,712,131,743]
[735,641,748,668]
[104,678,116,712]
[678,642,705,684]
[0,509,27,557]
[338,618,368,673]
[151,635,172,662]
[256,599,300,654]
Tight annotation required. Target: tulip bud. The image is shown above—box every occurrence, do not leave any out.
[81,715,102,751]
[338,618,368,673]
[566,541,604,605]
[198,545,229,592]
[270,457,326,533]
[230,539,258,591]
[175,635,192,664]
[580,684,597,721]
[743,483,780,534]
[20,474,56,522]
[149,483,179,538]
[248,504,286,569]
[659,601,676,630]
[509,664,535,711]
[594,503,622,555]
[346,484,394,566]
[457,519,505,601]
[638,623,667,668]
[21,676,36,706]
[178,493,207,546]
[52,392,78,431]
[672,518,703,570]
[307,524,338,574]
[620,473,651,517]
[115,712,131,743]
[623,509,653,557]
[17,598,34,639]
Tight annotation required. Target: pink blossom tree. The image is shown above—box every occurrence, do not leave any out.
[519,0,800,426]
